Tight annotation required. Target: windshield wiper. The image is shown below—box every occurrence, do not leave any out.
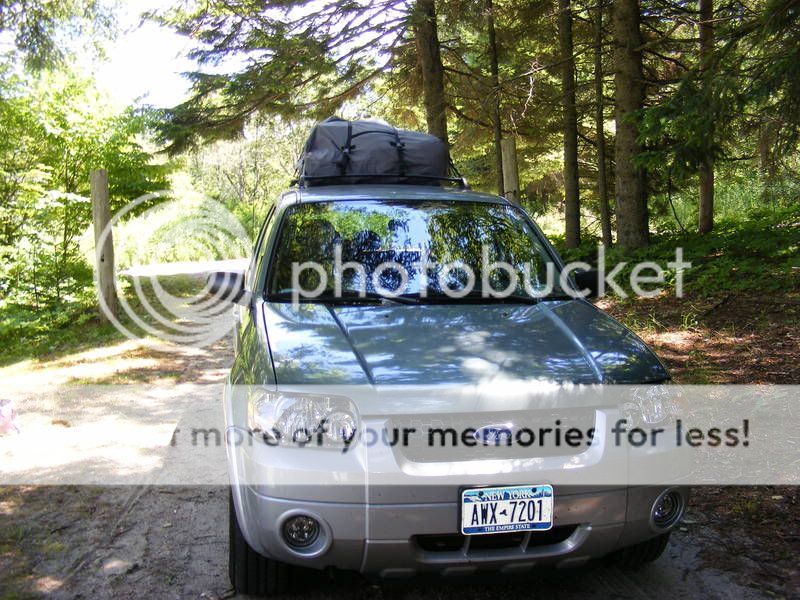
[267,290,574,306]
[266,290,422,306]
[535,292,576,302]
[344,291,422,305]
[419,290,540,304]
[420,290,579,304]
[376,294,422,306]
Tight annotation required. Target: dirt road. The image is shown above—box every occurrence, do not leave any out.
[1,485,768,600]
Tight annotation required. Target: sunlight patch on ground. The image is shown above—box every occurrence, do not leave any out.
[0,338,225,389]
[1,413,174,482]
[34,575,64,593]
[102,558,137,575]
[0,497,20,515]
[0,339,164,391]
[0,383,226,485]
[646,329,703,351]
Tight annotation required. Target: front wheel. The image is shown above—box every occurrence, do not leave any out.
[613,532,671,568]
[229,488,290,596]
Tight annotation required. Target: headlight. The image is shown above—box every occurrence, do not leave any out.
[247,391,358,449]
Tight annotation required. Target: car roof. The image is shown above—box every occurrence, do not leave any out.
[278,184,510,208]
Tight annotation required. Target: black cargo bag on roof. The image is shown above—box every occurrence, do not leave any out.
[297,117,451,186]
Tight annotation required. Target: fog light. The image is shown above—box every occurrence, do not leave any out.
[283,515,320,548]
[651,490,684,530]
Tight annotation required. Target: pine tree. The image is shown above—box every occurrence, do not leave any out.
[559,0,580,247]
[613,0,649,249]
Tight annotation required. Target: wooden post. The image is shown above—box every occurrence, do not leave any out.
[91,169,118,320]
[501,138,521,205]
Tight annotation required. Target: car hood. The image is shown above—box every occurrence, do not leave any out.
[261,300,668,386]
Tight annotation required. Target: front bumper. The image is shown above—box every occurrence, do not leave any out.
[226,392,689,574]
[233,482,686,574]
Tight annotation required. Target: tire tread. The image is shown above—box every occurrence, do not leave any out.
[614,532,671,568]
[229,488,290,596]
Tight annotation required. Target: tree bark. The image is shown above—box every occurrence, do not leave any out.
[698,0,714,233]
[487,0,504,196]
[612,0,649,249]
[414,0,449,152]
[757,122,776,184]
[560,0,581,248]
[758,124,769,180]
[501,137,521,204]
[594,0,613,246]
[91,169,119,320]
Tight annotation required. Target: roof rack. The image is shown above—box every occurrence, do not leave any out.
[293,173,469,189]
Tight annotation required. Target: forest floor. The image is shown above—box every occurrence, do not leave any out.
[1,282,798,600]
[602,290,800,597]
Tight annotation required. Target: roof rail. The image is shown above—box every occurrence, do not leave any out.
[292,173,469,189]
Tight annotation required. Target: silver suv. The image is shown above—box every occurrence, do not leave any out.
[219,184,687,596]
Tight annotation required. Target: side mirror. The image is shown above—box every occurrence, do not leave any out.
[206,271,250,306]
[573,269,601,300]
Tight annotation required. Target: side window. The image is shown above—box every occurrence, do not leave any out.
[246,207,275,291]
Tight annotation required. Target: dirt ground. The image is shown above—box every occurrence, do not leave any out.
[0,484,778,600]
[1,290,798,599]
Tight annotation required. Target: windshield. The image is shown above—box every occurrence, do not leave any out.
[266,199,567,303]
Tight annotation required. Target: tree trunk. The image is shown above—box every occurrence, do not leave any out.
[594,0,613,246]
[757,122,776,184]
[501,137,521,204]
[414,0,449,152]
[612,0,649,249]
[757,124,769,180]
[698,0,715,233]
[560,0,581,248]
[487,0,503,196]
[91,169,119,320]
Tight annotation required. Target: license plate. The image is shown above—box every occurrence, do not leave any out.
[461,484,554,535]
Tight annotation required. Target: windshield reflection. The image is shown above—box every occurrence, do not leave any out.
[268,200,565,303]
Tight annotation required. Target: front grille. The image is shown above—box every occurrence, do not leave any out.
[471,531,527,550]
[389,409,596,462]
[414,525,577,555]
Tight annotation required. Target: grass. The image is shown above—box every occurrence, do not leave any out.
[553,203,800,300]
[0,301,124,367]
[655,174,800,232]
[0,274,208,367]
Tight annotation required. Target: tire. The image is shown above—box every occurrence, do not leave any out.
[229,488,290,596]
[613,532,671,568]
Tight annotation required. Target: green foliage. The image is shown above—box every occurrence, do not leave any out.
[636,0,800,199]
[144,0,800,246]
[637,78,724,181]
[0,274,212,366]
[24,73,169,207]
[153,0,408,153]
[187,117,310,236]
[0,70,169,311]
[727,0,800,154]
[111,182,251,269]
[647,169,800,235]
[367,0,564,195]
[0,0,113,70]
[14,191,94,307]
[554,201,800,298]
[0,299,118,366]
